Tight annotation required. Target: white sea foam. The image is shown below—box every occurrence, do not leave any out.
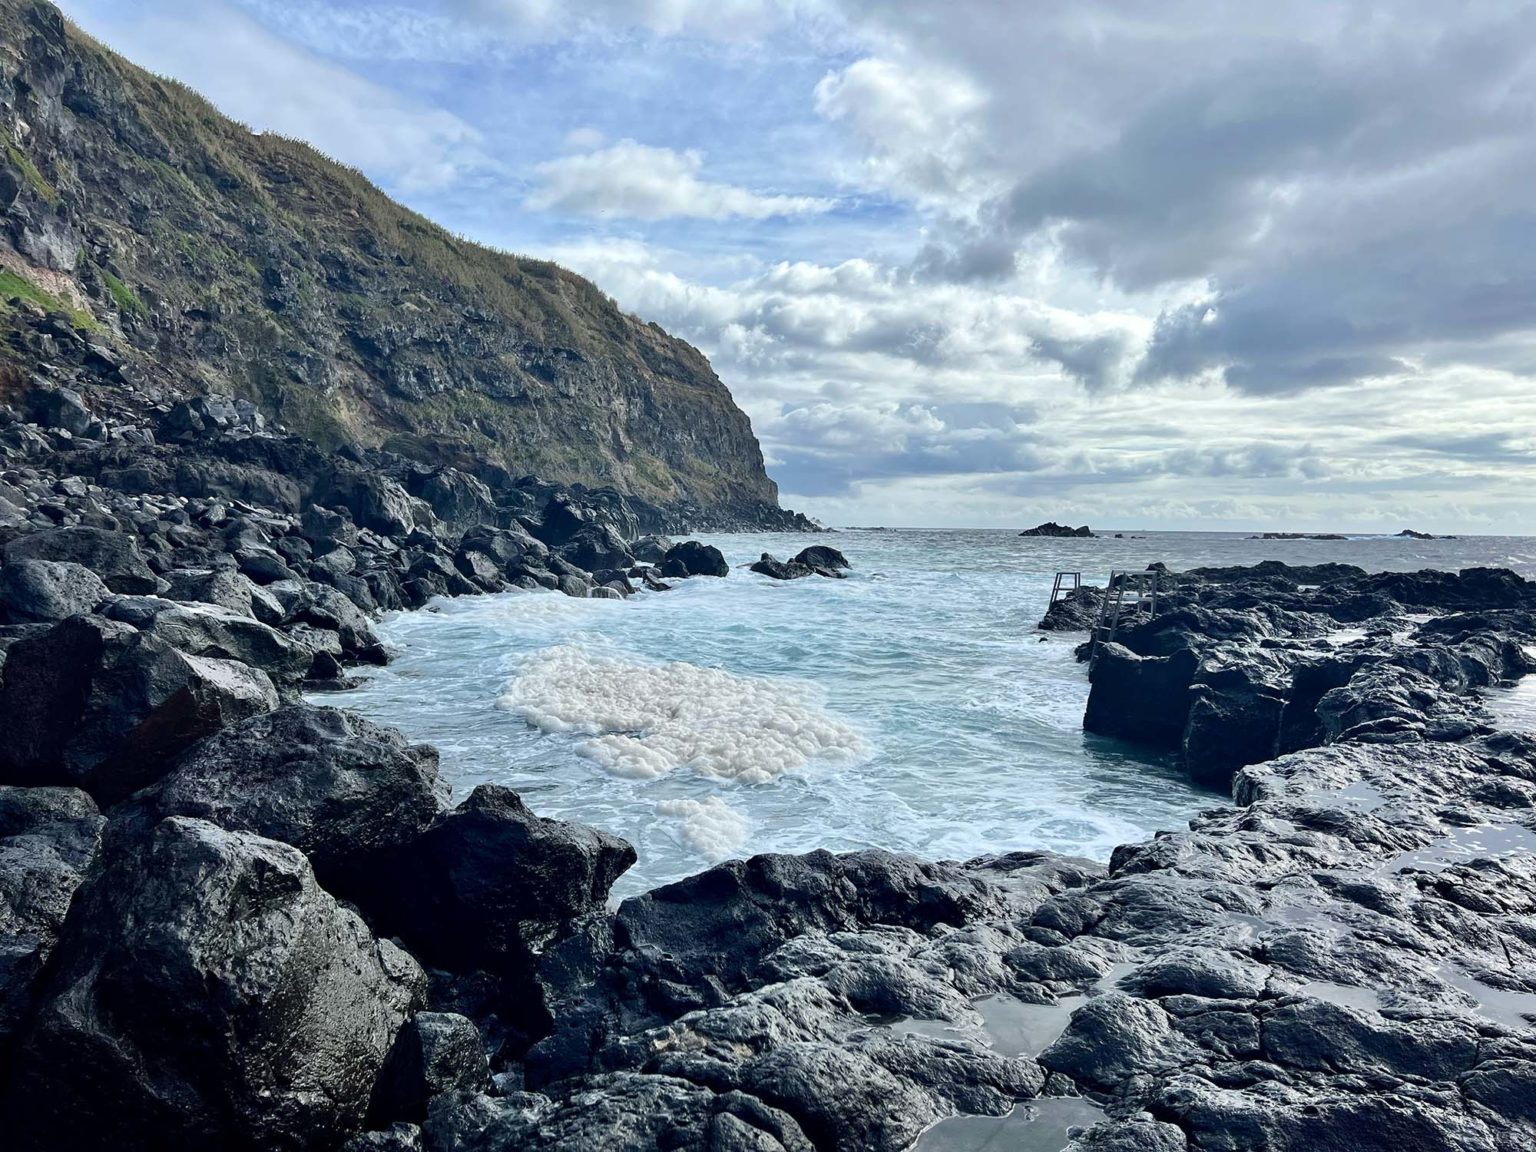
[496,643,867,783]
[655,797,750,861]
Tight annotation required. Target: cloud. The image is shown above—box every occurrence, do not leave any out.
[55,0,1536,529]
[59,0,487,193]
[813,56,995,210]
[526,140,833,220]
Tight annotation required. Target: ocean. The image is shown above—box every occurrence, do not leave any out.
[323,529,1536,897]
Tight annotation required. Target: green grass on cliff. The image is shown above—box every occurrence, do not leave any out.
[102,270,145,317]
[0,269,97,330]
[5,143,59,205]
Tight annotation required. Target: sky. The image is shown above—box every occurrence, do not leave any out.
[56,0,1536,532]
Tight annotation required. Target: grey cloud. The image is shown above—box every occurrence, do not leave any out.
[1030,332,1133,393]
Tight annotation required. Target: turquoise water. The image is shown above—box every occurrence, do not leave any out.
[325,529,1536,896]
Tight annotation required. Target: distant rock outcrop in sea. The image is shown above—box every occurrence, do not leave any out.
[1019,521,1094,538]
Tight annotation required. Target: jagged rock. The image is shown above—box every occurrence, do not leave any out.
[324,474,435,539]
[23,382,98,438]
[407,469,495,535]
[2,526,157,593]
[341,1123,424,1152]
[0,786,103,1054]
[366,785,635,977]
[0,557,108,622]
[1038,585,1105,631]
[1,816,424,1151]
[662,540,730,579]
[792,545,850,574]
[614,850,1016,996]
[0,615,277,800]
[160,567,281,622]
[368,1012,491,1124]
[425,1077,814,1152]
[751,553,813,580]
[139,706,447,899]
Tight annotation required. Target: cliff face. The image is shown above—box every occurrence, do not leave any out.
[0,0,793,525]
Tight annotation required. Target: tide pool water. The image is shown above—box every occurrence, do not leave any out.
[324,529,1536,896]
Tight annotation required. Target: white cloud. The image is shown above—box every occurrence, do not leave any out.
[813,56,996,211]
[59,0,487,193]
[526,140,834,220]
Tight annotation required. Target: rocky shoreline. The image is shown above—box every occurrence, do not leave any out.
[3,383,1536,1150]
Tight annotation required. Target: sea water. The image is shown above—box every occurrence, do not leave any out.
[324,529,1536,896]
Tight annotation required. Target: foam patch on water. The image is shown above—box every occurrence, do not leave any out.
[655,797,749,861]
[497,643,867,784]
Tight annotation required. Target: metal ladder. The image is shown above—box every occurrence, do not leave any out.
[1088,569,1165,666]
[1049,571,1081,604]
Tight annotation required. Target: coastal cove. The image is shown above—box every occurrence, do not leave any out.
[327,528,1536,895]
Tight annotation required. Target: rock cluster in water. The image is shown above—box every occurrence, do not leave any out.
[4,372,1536,1150]
[1020,522,1095,538]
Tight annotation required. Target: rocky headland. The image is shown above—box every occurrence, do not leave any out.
[0,1,1532,1149]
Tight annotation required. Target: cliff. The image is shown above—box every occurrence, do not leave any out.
[0,0,798,526]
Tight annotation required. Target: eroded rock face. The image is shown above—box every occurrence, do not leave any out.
[2,816,424,1152]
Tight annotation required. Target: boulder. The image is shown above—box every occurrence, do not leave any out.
[0,615,278,800]
[0,558,109,623]
[324,474,435,539]
[424,1077,812,1152]
[24,382,98,437]
[141,706,447,899]
[630,535,674,564]
[299,504,359,551]
[752,553,813,581]
[367,785,635,976]
[368,1012,491,1124]
[161,567,283,623]
[3,526,158,593]
[407,469,496,535]
[792,545,850,574]
[615,849,1014,995]
[1,816,424,1151]
[0,786,104,1054]
[558,522,634,572]
[661,541,729,579]
[529,493,592,547]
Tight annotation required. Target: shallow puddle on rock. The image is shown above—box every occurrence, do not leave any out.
[1297,980,1381,1012]
[915,1098,1107,1152]
[972,994,1086,1056]
[1311,780,1388,813]
[1438,968,1536,1031]
[887,961,1141,1057]
[1387,822,1536,874]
